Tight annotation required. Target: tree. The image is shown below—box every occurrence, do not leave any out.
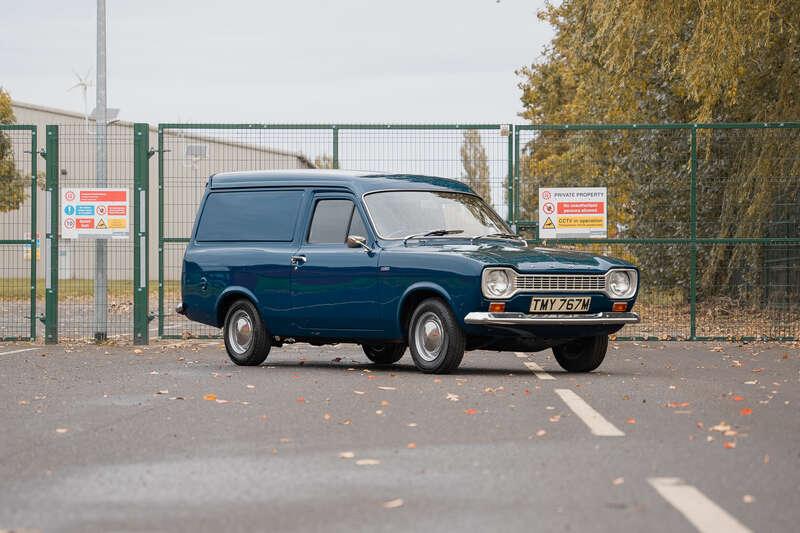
[0,88,28,213]
[516,0,800,300]
[460,129,490,201]
[313,154,335,169]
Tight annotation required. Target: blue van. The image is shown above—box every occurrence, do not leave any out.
[178,170,639,373]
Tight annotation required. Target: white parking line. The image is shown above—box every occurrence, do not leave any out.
[0,347,38,356]
[521,359,556,380]
[648,477,752,533]
[554,388,624,436]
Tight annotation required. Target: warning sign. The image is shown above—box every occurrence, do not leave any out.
[539,187,607,239]
[61,188,129,239]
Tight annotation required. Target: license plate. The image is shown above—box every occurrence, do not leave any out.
[529,296,591,313]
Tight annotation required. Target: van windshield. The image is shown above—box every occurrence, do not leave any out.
[364,191,509,239]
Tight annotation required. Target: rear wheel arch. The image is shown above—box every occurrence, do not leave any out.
[216,288,260,328]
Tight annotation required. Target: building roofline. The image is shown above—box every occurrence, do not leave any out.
[10,100,313,166]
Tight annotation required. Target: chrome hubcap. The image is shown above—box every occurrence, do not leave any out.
[228,310,253,354]
[414,311,446,362]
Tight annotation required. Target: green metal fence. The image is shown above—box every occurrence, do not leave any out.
[0,124,37,341]
[2,121,797,344]
[514,123,800,340]
[156,123,513,339]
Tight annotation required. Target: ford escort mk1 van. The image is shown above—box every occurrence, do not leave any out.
[178,170,640,374]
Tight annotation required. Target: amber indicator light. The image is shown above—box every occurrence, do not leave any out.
[612,302,628,312]
[488,302,506,313]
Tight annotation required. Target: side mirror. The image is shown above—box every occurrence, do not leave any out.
[346,235,372,253]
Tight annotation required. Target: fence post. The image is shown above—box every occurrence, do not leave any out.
[513,127,520,226]
[689,126,698,340]
[44,125,59,344]
[157,126,164,338]
[506,124,514,224]
[133,123,149,344]
[332,125,339,169]
[29,128,38,340]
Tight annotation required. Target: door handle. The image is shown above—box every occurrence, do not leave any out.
[290,255,307,266]
[199,277,208,292]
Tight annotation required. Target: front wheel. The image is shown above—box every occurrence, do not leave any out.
[552,335,608,372]
[223,299,271,366]
[362,344,406,365]
[408,298,465,374]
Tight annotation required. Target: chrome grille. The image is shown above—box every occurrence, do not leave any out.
[515,274,606,292]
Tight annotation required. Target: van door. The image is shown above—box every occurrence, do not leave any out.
[290,193,380,334]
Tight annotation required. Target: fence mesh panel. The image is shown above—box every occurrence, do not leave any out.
[55,124,134,341]
[0,126,36,340]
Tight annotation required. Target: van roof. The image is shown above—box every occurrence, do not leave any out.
[208,169,474,194]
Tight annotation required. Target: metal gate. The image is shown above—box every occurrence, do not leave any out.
[155,123,513,339]
[38,123,150,344]
[0,124,37,341]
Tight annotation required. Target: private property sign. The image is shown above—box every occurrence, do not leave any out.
[61,188,130,239]
[538,187,607,239]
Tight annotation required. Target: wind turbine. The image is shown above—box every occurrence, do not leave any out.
[68,68,93,132]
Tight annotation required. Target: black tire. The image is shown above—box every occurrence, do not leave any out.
[552,335,608,372]
[362,344,406,365]
[407,298,465,374]
[223,299,271,366]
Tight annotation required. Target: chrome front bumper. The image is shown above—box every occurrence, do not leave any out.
[464,311,640,326]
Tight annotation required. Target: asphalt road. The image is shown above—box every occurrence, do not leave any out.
[0,339,798,533]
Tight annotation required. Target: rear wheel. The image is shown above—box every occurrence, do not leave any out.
[552,335,608,372]
[408,298,465,374]
[223,299,270,366]
[362,344,406,365]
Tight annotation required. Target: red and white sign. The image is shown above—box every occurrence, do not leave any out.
[538,187,607,239]
[61,188,129,239]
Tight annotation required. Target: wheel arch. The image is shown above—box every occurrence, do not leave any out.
[397,282,453,337]
[215,286,261,328]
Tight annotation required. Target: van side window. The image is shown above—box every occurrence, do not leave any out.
[308,199,354,244]
[195,190,302,242]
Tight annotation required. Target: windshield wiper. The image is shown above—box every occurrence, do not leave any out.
[471,233,526,243]
[403,229,464,245]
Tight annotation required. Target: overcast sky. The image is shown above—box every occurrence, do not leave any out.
[2,0,552,124]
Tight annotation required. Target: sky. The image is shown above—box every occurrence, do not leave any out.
[2,0,552,125]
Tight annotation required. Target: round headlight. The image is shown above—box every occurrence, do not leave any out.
[486,270,510,297]
[608,271,631,298]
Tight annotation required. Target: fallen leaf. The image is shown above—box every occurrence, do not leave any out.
[375,410,384,415]
[536,429,547,437]
[353,390,366,395]
[382,498,404,509]
[446,393,460,402]
[740,407,752,416]
[723,441,736,449]
[407,422,417,427]
[203,394,217,401]
[612,477,624,486]
[626,418,636,425]
[710,422,731,432]
[215,399,229,404]
[55,428,69,434]
[296,397,306,403]
[323,413,331,421]
[339,451,355,459]
[667,401,690,408]
[406,442,416,449]
[380,400,390,406]
[156,390,169,395]
[733,395,744,402]
[133,349,143,354]
[464,408,478,415]
[377,386,396,391]
[742,495,754,504]
[246,384,255,389]
[356,459,380,466]
[549,415,561,422]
